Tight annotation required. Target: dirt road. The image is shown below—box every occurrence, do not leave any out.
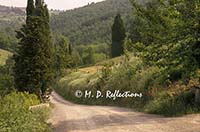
[49,92,200,132]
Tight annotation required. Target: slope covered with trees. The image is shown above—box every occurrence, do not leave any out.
[54,0,200,117]
[0,0,132,52]
[50,0,132,45]
[0,5,25,51]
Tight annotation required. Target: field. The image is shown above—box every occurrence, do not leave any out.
[0,49,12,66]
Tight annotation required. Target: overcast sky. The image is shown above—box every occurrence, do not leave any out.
[0,0,105,10]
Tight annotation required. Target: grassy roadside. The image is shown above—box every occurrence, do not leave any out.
[54,56,200,117]
[0,92,53,132]
[0,49,12,66]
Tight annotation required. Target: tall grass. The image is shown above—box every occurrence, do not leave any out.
[54,56,200,116]
[0,92,52,132]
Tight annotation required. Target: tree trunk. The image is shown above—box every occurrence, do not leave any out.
[195,87,200,104]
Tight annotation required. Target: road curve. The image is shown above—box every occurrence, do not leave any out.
[49,92,200,132]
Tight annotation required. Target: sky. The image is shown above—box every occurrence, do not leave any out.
[0,0,105,10]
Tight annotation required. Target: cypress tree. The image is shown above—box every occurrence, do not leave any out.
[35,0,43,7]
[26,0,34,17]
[14,0,53,99]
[111,14,126,58]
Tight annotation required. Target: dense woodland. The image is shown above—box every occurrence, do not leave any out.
[0,0,132,48]
[51,0,132,45]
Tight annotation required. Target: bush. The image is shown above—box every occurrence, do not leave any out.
[0,92,52,132]
[0,74,14,97]
[0,58,15,98]
[144,90,200,117]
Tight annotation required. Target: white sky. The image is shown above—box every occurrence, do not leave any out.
[0,0,105,10]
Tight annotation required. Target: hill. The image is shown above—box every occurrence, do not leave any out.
[0,49,12,66]
[50,0,132,45]
[0,5,61,51]
[0,5,25,31]
[0,0,132,50]
[0,5,25,51]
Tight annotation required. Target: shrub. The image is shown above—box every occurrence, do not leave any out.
[0,92,52,132]
[0,74,14,97]
[144,90,200,116]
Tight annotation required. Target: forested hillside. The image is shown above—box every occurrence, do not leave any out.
[0,5,25,51]
[0,5,25,28]
[0,5,25,35]
[55,0,200,117]
[0,0,132,51]
[50,0,132,45]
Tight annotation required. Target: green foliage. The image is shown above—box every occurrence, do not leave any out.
[14,0,53,98]
[111,14,126,57]
[0,33,17,51]
[144,90,200,116]
[71,50,83,67]
[50,0,132,45]
[0,0,132,52]
[0,92,52,132]
[83,47,95,65]
[0,49,12,66]
[55,55,200,116]
[129,0,200,81]
[0,73,14,97]
[53,35,73,76]
[0,56,15,97]
[0,5,24,51]
[96,64,112,90]
[75,44,109,66]
[26,0,34,17]
[55,57,160,107]
[93,53,107,63]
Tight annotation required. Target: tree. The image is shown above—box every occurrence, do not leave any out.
[71,50,83,67]
[53,35,73,75]
[69,43,72,55]
[130,0,200,80]
[111,14,126,58]
[14,0,53,99]
[88,47,95,64]
[84,47,95,65]
[26,0,34,18]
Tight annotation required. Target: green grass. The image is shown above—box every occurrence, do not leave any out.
[0,49,12,66]
[96,55,125,66]
[0,92,52,132]
[54,55,200,117]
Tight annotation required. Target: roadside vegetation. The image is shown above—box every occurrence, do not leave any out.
[0,49,12,66]
[0,0,53,131]
[0,58,52,131]
[54,55,200,116]
[0,92,51,132]
[54,0,200,117]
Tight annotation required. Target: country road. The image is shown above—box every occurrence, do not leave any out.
[49,92,200,132]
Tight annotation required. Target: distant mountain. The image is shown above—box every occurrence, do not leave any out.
[50,0,132,45]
